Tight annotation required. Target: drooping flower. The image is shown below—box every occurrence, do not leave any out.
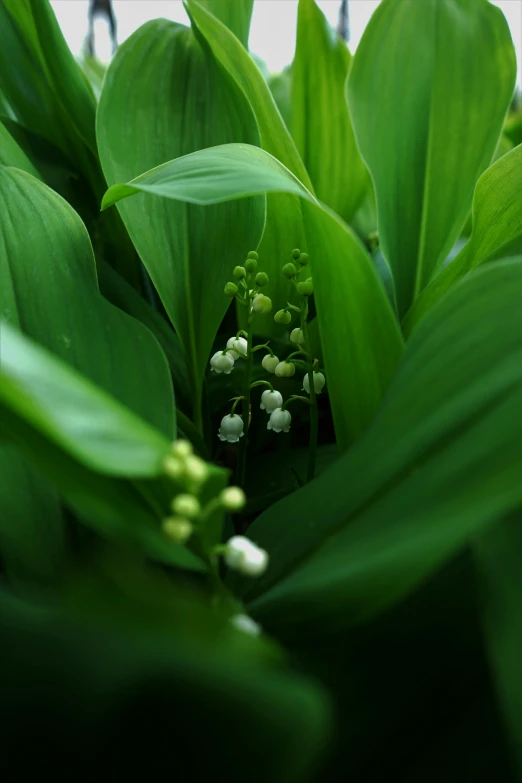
[260,389,283,413]
[226,336,248,359]
[290,328,304,345]
[252,294,272,314]
[224,535,269,576]
[210,350,235,374]
[218,413,244,443]
[303,371,326,395]
[275,361,295,378]
[267,407,292,433]
[262,354,279,373]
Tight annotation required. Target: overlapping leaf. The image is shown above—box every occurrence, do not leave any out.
[292,0,369,222]
[186,0,313,335]
[405,144,522,333]
[97,19,265,429]
[0,167,175,437]
[347,0,516,316]
[0,325,204,571]
[197,0,254,48]
[102,142,403,449]
[222,259,522,632]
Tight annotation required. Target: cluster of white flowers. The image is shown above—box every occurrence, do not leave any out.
[224,535,269,577]
[210,335,248,375]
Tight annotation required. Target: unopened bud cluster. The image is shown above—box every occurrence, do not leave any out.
[162,439,247,543]
[223,250,273,315]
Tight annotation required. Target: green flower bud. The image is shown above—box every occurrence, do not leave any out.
[245,258,258,273]
[290,328,305,345]
[275,361,296,378]
[274,309,292,325]
[247,250,259,260]
[296,280,313,296]
[255,272,269,287]
[291,248,301,259]
[224,282,238,297]
[252,294,272,314]
[282,262,296,278]
[163,516,193,543]
[298,252,309,266]
[171,493,201,518]
[233,265,246,279]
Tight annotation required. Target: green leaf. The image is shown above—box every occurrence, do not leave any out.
[197,0,254,48]
[0,327,204,571]
[0,445,66,588]
[102,142,403,449]
[0,324,169,478]
[0,587,331,782]
[347,0,517,316]
[0,118,41,178]
[0,0,97,180]
[473,513,522,779]
[186,0,313,334]
[229,258,522,631]
[291,0,369,222]
[0,167,175,438]
[405,144,522,334]
[97,19,265,428]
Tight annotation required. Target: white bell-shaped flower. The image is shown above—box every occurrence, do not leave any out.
[267,407,292,433]
[218,413,244,443]
[303,371,326,395]
[224,535,269,576]
[210,351,235,374]
[226,336,248,359]
[262,354,279,374]
[275,361,295,378]
[260,389,283,413]
[229,614,261,636]
[290,328,305,345]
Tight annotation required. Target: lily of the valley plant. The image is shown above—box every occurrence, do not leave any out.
[0,0,521,780]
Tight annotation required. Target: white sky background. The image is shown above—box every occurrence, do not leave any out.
[51,0,521,85]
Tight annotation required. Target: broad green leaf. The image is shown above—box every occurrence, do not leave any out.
[0,0,97,181]
[292,0,368,222]
[0,588,331,782]
[0,118,40,178]
[198,0,254,48]
[186,0,313,334]
[405,144,522,334]
[102,142,403,449]
[473,514,522,779]
[228,259,522,630]
[96,261,191,413]
[0,327,204,571]
[0,0,141,287]
[0,167,175,438]
[97,19,265,429]
[347,0,516,316]
[0,324,169,478]
[0,445,66,588]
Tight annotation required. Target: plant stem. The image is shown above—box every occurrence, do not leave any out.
[300,300,318,482]
[237,318,253,487]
